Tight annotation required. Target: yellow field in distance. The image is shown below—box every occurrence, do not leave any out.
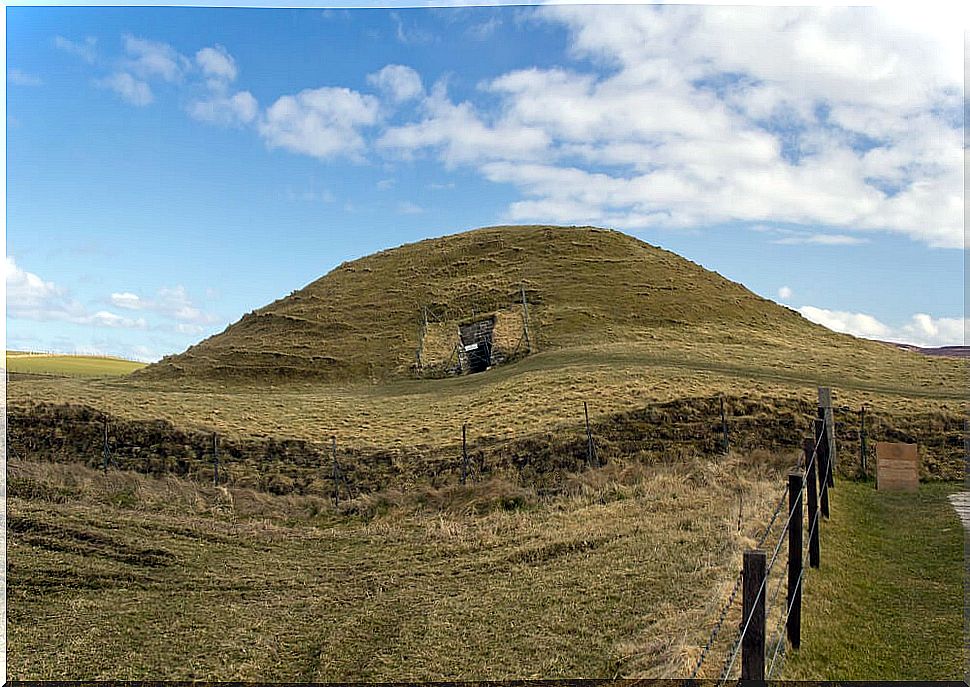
[5,351,147,377]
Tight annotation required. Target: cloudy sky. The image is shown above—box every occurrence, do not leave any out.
[4,2,965,361]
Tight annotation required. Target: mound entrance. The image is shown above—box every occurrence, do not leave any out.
[416,302,533,376]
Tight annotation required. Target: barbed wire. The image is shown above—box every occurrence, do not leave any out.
[716,418,830,684]
[766,563,807,679]
[756,482,790,548]
[690,418,825,680]
[765,455,827,680]
[688,567,744,679]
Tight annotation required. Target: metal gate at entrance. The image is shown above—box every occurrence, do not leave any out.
[459,317,495,373]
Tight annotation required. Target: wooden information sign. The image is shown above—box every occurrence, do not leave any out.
[875,442,919,492]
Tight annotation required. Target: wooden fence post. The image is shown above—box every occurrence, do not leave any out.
[461,423,469,485]
[102,414,110,475]
[804,437,820,569]
[741,549,767,681]
[331,436,340,508]
[720,396,730,454]
[860,404,868,478]
[212,432,219,486]
[815,417,830,520]
[521,283,533,354]
[818,386,836,478]
[584,402,598,468]
[787,471,803,649]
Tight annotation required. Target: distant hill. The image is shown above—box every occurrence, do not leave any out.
[5,352,147,377]
[880,343,969,358]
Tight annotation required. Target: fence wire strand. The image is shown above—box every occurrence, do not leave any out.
[688,567,744,679]
[716,417,831,684]
[692,418,825,680]
[767,563,807,679]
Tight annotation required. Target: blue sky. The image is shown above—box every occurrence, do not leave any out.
[4,2,965,361]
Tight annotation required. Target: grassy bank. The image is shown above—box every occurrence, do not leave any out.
[781,480,965,680]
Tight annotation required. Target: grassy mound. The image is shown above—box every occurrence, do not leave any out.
[137,225,825,382]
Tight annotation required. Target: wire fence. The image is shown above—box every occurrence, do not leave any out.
[688,413,832,682]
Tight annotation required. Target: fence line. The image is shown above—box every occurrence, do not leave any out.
[687,396,834,682]
[7,385,877,679]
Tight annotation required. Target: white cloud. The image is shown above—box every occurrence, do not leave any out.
[799,305,893,339]
[89,310,148,329]
[54,36,97,64]
[96,72,154,106]
[6,257,147,330]
[6,256,82,320]
[116,285,219,325]
[185,45,257,127]
[773,234,868,246]
[110,292,143,310]
[175,323,206,335]
[467,17,502,40]
[195,45,237,83]
[187,91,258,127]
[367,64,424,103]
[378,6,962,249]
[799,305,965,347]
[258,87,380,161]
[397,201,425,215]
[778,286,793,300]
[122,34,190,83]
[900,313,965,347]
[391,11,434,45]
[378,82,550,166]
[8,69,43,86]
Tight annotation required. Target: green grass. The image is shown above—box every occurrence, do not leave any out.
[781,480,965,680]
[6,351,146,377]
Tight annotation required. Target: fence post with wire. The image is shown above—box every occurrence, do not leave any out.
[690,394,835,683]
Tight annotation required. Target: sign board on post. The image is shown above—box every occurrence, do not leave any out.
[875,442,919,492]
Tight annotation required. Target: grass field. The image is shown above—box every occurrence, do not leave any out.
[6,225,966,679]
[7,453,790,680]
[781,481,965,680]
[7,455,963,681]
[6,351,147,377]
[8,337,966,450]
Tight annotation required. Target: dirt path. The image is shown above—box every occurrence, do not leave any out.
[947,491,970,530]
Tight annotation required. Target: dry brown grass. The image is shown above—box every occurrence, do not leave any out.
[8,334,965,452]
[8,450,794,680]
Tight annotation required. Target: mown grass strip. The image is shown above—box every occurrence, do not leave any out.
[781,480,964,680]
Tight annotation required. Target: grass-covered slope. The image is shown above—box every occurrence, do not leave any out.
[9,225,966,483]
[137,225,820,382]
